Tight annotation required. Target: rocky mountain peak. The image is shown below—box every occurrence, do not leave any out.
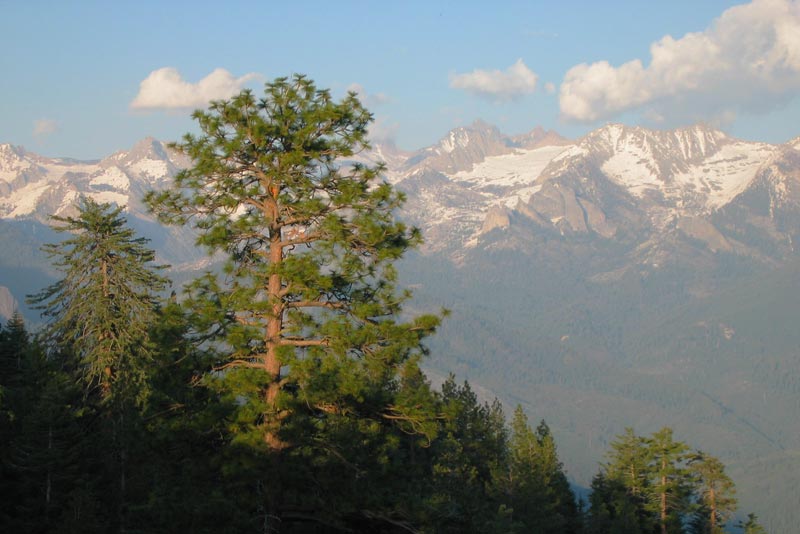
[105,137,182,167]
[0,144,30,175]
[583,123,728,163]
[131,136,169,159]
[512,126,571,149]
[0,143,25,157]
[436,120,504,153]
[405,121,515,174]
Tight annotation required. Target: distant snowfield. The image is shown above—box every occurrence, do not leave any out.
[454,145,570,207]
[601,139,774,210]
[601,142,661,196]
[5,181,51,217]
[90,166,130,190]
[0,140,180,220]
[129,158,168,178]
[676,142,774,209]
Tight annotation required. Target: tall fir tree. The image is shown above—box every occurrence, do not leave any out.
[28,197,169,533]
[29,197,168,407]
[424,378,509,533]
[603,427,656,532]
[0,316,101,533]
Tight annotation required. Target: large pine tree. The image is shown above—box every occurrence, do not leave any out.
[146,75,442,530]
[147,75,440,449]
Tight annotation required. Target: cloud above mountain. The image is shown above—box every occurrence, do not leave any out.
[32,119,58,138]
[559,0,800,124]
[450,59,538,102]
[346,83,390,107]
[130,68,260,110]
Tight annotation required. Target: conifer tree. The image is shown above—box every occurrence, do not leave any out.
[689,452,737,534]
[606,428,651,501]
[425,378,508,533]
[29,197,168,406]
[647,427,694,534]
[0,316,100,533]
[507,407,579,534]
[587,472,647,534]
[29,197,169,533]
[738,513,767,534]
[146,75,440,451]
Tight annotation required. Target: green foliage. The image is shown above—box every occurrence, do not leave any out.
[0,316,103,533]
[144,74,448,528]
[737,513,767,534]
[28,197,168,407]
[647,427,695,533]
[420,378,509,532]
[147,74,441,456]
[689,452,737,533]
[506,407,581,533]
[589,427,744,534]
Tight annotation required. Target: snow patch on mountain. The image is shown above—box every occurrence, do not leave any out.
[454,145,569,208]
[601,144,660,196]
[129,158,169,178]
[455,145,570,189]
[5,181,51,217]
[90,166,130,190]
[676,141,774,209]
[0,144,33,182]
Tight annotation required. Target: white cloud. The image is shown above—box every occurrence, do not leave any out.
[559,0,800,124]
[33,119,58,138]
[450,59,539,102]
[346,83,390,107]
[368,117,400,145]
[130,67,260,110]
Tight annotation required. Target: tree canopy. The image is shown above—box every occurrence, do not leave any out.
[28,197,168,406]
[147,74,441,451]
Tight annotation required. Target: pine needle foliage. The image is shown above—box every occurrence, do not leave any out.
[146,74,442,449]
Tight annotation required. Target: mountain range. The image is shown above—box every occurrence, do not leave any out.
[2,122,799,531]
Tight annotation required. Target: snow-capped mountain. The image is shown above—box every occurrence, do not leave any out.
[2,123,799,267]
[0,137,189,222]
[384,122,799,265]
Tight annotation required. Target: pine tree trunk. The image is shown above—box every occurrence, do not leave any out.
[46,424,52,513]
[101,258,112,400]
[118,412,127,534]
[709,486,717,533]
[661,465,667,534]
[264,212,285,449]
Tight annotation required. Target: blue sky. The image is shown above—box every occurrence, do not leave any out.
[3,0,800,159]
